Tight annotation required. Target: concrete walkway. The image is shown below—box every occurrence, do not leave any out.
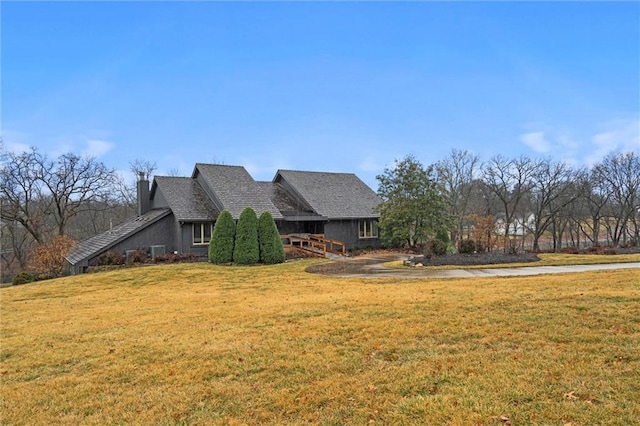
[337,261,640,279]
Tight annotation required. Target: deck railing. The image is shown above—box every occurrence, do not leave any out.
[283,233,346,257]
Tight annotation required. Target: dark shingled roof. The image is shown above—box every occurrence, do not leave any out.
[66,208,172,265]
[152,176,219,222]
[275,170,381,219]
[255,181,320,218]
[195,164,283,220]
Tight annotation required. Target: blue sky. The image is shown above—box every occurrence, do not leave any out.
[2,1,639,189]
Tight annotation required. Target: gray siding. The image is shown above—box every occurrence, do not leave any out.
[82,213,177,269]
[179,221,215,258]
[276,220,325,235]
[324,220,382,250]
[150,187,170,209]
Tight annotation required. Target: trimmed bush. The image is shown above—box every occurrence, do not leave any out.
[233,208,259,265]
[424,238,447,258]
[98,251,124,266]
[12,272,37,286]
[559,246,580,255]
[126,250,148,264]
[430,238,448,256]
[258,211,285,264]
[209,210,236,264]
[458,239,476,254]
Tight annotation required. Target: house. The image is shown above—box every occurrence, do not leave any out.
[66,164,382,274]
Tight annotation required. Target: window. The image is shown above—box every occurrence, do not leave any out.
[359,219,379,239]
[193,223,213,245]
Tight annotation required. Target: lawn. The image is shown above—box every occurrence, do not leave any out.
[1,260,639,425]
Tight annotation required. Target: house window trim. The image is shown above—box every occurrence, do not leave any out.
[359,219,379,239]
[192,223,213,245]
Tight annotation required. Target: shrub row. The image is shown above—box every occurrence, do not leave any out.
[154,253,197,263]
[98,251,125,266]
[208,208,285,265]
[97,250,198,268]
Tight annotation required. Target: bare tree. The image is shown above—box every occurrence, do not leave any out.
[482,155,537,252]
[593,152,640,246]
[0,148,52,244]
[1,148,121,276]
[1,216,36,274]
[527,159,584,251]
[436,149,481,243]
[578,171,610,246]
[129,159,157,181]
[39,153,118,236]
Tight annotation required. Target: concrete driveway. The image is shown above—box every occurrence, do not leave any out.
[325,256,640,279]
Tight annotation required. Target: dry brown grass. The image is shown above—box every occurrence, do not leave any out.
[1,260,639,425]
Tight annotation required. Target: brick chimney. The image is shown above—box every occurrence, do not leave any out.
[137,172,150,216]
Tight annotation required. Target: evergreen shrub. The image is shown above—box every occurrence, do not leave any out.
[258,211,285,264]
[428,238,448,257]
[436,229,450,244]
[209,210,236,264]
[458,239,476,254]
[12,272,37,286]
[233,208,259,265]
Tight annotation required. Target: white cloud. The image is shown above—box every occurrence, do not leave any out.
[520,118,639,166]
[358,156,385,173]
[520,131,552,153]
[82,139,114,158]
[1,129,32,153]
[585,118,640,165]
[5,141,31,154]
[240,157,293,181]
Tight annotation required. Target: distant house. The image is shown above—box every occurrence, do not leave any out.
[494,213,536,237]
[66,164,382,274]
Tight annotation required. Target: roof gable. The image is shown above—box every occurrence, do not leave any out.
[152,176,218,222]
[275,170,381,219]
[255,181,322,219]
[194,164,283,220]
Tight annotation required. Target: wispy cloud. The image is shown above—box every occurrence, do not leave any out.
[4,141,31,154]
[1,129,32,153]
[519,131,551,153]
[358,156,385,173]
[584,118,640,165]
[241,157,293,181]
[82,139,114,158]
[520,118,639,166]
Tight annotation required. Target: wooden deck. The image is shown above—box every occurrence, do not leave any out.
[283,233,346,258]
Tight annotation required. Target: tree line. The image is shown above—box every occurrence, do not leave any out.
[376,150,640,253]
[2,144,638,280]
[1,147,141,280]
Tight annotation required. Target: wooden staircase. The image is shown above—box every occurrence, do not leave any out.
[283,233,346,258]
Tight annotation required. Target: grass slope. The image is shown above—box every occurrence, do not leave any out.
[1,261,639,425]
